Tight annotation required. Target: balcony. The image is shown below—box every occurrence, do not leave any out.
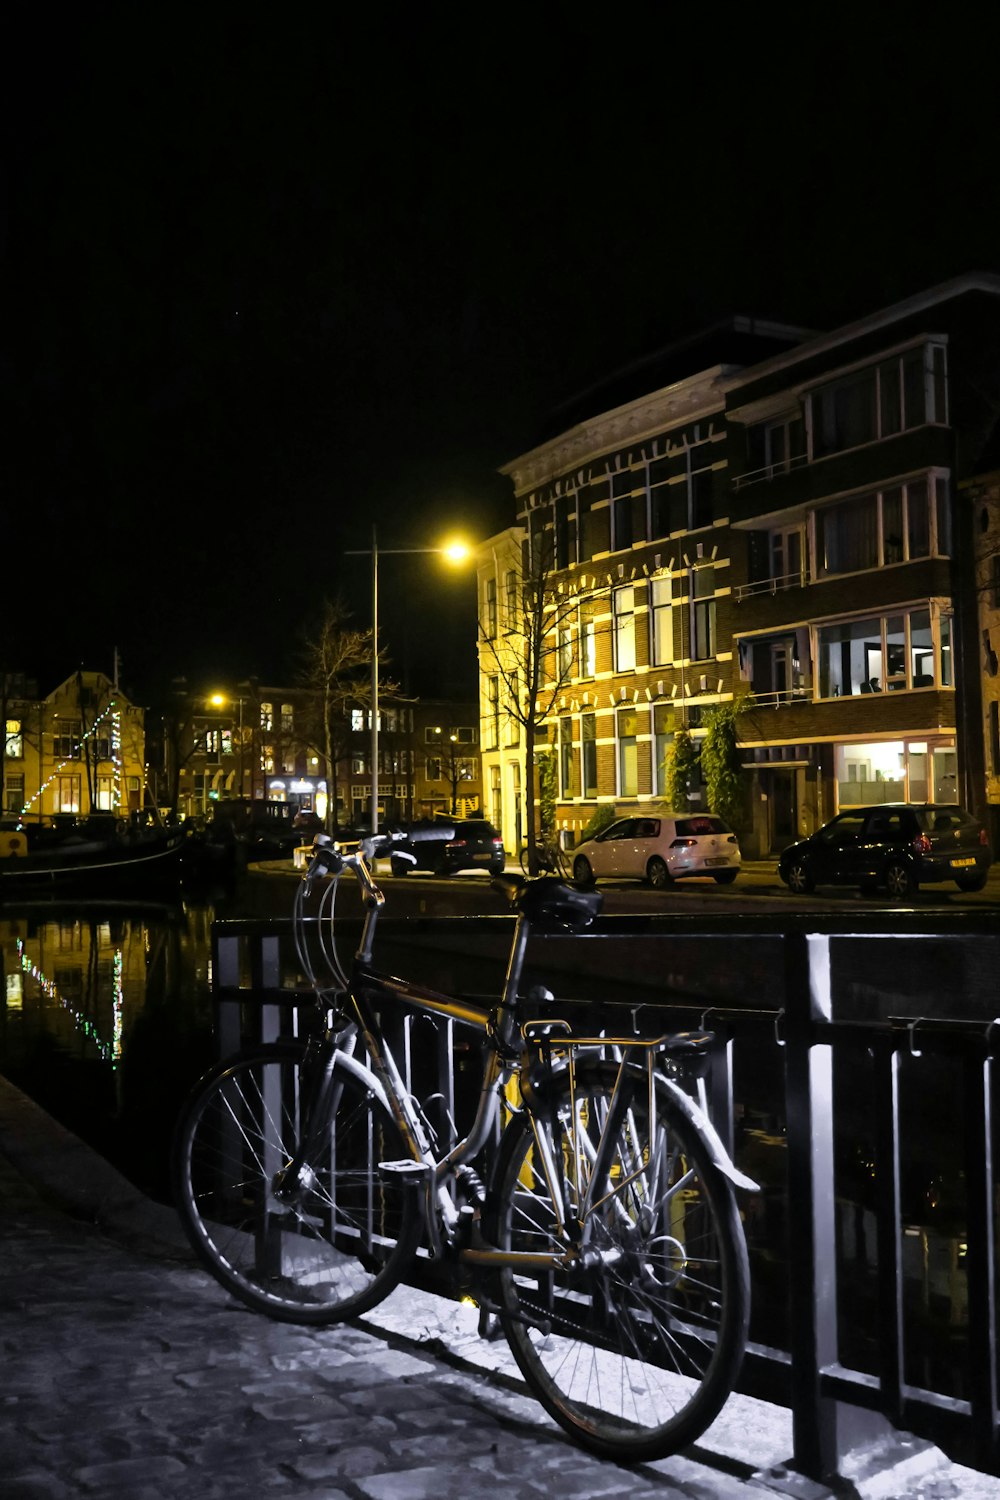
[748,685,812,710]
[734,569,811,602]
[733,453,809,490]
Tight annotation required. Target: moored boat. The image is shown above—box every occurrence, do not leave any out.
[0,814,185,898]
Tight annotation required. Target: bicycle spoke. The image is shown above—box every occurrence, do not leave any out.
[491,1064,748,1461]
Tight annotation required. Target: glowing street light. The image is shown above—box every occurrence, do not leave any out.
[346,526,471,837]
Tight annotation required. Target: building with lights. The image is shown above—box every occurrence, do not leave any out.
[167,683,481,828]
[475,528,528,853]
[496,274,1000,856]
[3,670,146,822]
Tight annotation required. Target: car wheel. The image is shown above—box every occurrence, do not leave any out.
[389,856,408,878]
[955,872,988,892]
[432,852,450,877]
[573,855,593,885]
[785,860,814,895]
[646,856,671,889]
[713,869,738,885]
[884,861,917,898]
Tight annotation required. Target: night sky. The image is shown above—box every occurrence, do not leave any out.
[7,8,1000,707]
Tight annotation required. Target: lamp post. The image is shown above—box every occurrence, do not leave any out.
[347,525,470,837]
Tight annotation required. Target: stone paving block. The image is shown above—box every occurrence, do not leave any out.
[0,1475,75,1500]
[72,1455,191,1492]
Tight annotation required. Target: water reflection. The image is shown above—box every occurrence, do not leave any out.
[0,900,219,1202]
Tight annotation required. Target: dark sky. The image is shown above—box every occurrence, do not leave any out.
[6,8,1000,705]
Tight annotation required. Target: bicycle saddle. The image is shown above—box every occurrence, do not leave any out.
[493,874,603,932]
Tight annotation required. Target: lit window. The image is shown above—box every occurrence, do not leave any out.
[613,586,635,671]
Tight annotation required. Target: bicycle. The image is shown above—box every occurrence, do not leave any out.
[173,830,757,1462]
[519,834,569,878]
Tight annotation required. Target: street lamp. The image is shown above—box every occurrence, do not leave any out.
[346,525,470,836]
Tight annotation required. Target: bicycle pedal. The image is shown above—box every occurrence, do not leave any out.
[378,1159,432,1180]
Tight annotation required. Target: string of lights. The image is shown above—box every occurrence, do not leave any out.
[18,699,119,826]
[16,937,124,1068]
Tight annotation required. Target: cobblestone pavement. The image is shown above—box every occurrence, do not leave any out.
[1,1077,996,1500]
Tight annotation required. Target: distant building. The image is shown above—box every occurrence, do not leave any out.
[3,669,146,822]
[168,682,480,827]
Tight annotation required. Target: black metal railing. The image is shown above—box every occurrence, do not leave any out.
[211,908,1000,1481]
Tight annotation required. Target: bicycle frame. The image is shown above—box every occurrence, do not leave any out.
[301,839,754,1273]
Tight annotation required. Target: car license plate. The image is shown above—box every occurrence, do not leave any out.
[704,857,729,867]
[951,856,976,868]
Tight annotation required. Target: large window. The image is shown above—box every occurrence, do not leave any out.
[653,705,673,797]
[57,774,80,813]
[504,569,518,624]
[53,722,82,759]
[5,719,23,758]
[581,712,598,798]
[811,344,947,459]
[4,771,24,812]
[559,716,574,797]
[687,443,716,530]
[579,614,596,678]
[486,676,500,749]
[555,495,578,568]
[816,477,939,577]
[557,624,574,680]
[204,728,233,756]
[483,577,497,638]
[816,606,949,697]
[691,566,716,661]
[617,707,639,797]
[613,586,635,671]
[650,576,675,666]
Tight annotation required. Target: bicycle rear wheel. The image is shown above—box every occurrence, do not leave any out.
[488,1061,749,1461]
[173,1042,420,1324]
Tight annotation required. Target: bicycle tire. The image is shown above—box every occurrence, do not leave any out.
[173,1042,421,1325]
[487,1060,749,1461]
[519,846,532,877]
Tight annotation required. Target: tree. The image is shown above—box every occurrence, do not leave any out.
[536,749,557,835]
[296,599,387,833]
[663,724,700,812]
[479,530,580,873]
[700,699,750,832]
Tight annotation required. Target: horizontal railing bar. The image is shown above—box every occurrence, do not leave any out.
[212,910,1000,938]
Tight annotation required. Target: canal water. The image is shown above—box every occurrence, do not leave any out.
[0,898,221,1206]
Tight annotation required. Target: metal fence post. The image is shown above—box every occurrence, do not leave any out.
[783,929,839,1480]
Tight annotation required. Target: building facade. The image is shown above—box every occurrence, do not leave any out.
[496,276,1000,856]
[476,527,528,854]
[172,684,481,828]
[3,670,146,823]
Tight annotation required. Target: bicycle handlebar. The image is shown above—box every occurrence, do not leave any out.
[303,824,453,897]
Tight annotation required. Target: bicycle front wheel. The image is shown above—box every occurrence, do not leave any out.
[488,1062,749,1461]
[519,846,532,876]
[173,1042,421,1324]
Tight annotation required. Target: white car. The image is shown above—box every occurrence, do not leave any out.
[571,812,741,889]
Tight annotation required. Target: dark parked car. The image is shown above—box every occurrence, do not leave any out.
[390,818,505,877]
[778,803,992,898]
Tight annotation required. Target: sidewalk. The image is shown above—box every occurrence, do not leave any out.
[0,1076,991,1500]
